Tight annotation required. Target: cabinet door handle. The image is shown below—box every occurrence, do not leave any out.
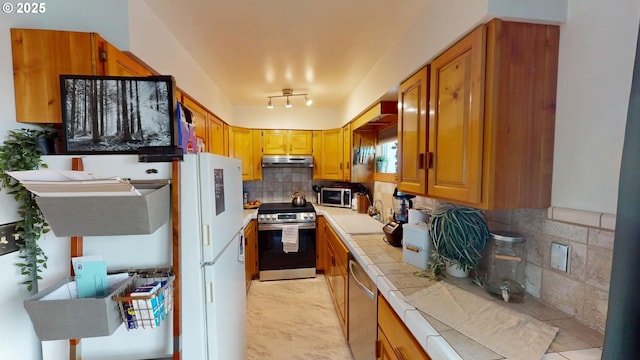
[418,153,424,169]
[426,152,434,169]
[393,347,408,360]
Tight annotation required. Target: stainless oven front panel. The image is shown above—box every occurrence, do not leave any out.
[257,224,316,281]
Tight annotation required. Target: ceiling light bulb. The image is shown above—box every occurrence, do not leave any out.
[267,98,273,109]
[285,97,292,108]
[305,95,313,106]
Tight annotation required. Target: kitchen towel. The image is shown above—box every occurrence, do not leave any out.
[405,282,558,360]
[282,224,299,253]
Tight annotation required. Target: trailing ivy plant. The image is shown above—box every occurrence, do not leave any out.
[428,203,490,275]
[0,127,56,292]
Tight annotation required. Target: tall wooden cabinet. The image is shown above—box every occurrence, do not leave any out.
[207,113,226,156]
[320,128,344,180]
[312,130,323,179]
[229,126,255,181]
[342,123,352,182]
[228,127,261,181]
[397,67,429,194]
[428,19,559,209]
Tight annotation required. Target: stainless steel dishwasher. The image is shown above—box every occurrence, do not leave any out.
[348,255,377,360]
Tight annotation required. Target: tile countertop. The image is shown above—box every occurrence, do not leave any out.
[240,205,604,360]
[314,206,604,360]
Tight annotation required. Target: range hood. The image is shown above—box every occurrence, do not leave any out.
[262,155,314,168]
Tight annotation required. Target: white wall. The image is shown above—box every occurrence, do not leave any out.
[128,1,235,123]
[552,0,640,214]
[235,105,340,129]
[0,3,129,359]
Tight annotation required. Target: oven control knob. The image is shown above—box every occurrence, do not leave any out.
[308,213,315,220]
[259,215,265,220]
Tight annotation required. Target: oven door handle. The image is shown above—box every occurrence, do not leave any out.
[258,223,316,231]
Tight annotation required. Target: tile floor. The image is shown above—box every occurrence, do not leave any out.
[246,275,354,360]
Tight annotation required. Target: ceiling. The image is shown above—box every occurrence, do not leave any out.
[144,0,429,109]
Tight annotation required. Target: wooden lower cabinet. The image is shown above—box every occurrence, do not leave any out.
[323,221,349,338]
[316,216,327,272]
[377,293,430,360]
[244,219,258,292]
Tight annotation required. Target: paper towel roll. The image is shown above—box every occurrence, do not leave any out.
[408,209,429,224]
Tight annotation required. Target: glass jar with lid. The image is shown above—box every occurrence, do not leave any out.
[485,231,526,302]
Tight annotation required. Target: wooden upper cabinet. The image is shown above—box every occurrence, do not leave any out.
[428,19,559,209]
[262,130,287,154]
[320,128,344,180]
[342,123,352,182]
[207,113,226,156]
[228,126,255,181]
[182,96,208,152]
[312,130,323,179]
[289,130,313,154]
[252,129,263,180]
[428,25,485,204]
[262,130,312,155]
[11,28,99,123]
[397,66,429,194]
[98,38,153,77]
[11,28,153,124]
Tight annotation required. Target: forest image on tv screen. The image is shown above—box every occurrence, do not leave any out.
[62,77,173,153]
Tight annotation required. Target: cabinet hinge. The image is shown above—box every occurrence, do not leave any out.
[99,49,107,62]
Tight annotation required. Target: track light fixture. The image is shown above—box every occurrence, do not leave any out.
[267,89,312,109]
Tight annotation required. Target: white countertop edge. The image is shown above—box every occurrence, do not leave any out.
[427,336,463,360]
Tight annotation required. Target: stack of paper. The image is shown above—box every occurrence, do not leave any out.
[71,255,109,298]
[8,169,140,197]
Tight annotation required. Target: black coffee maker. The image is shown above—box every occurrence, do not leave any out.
[383,188,416,247]
[392,187,415,223]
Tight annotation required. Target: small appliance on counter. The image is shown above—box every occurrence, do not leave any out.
[392,187,415,223]
[402,222,431,270]
[319,186,352,208]
[382,221,403,247]
[382,188,416,247]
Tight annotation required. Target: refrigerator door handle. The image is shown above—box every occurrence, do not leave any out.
[206,282,214,303]
[238,234,245,263]
[203,224,211,246]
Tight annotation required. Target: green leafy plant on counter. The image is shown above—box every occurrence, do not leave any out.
[0,127,56,292]
[428,203,490,276]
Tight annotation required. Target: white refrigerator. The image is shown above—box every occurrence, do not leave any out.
[180,153,247,360]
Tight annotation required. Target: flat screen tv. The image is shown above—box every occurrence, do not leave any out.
[60,74,176,154]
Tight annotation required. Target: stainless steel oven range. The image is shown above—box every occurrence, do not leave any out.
[257,202,316,281]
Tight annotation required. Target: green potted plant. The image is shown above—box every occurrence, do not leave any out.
[0,126,56,292]
[428,203,490,278]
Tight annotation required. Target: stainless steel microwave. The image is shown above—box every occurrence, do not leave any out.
[320,187,352,208]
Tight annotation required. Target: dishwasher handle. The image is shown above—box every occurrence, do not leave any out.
[349,259,375,300]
